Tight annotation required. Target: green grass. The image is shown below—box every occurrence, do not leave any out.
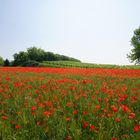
[39,61,140,69]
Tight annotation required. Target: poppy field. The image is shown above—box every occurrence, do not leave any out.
[0,67,140,140]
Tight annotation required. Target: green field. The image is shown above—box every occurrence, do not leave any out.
[39,61,140,69]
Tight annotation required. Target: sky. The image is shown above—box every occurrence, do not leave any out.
[0,0,140,65]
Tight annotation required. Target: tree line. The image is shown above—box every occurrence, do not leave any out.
[0,47,80,66]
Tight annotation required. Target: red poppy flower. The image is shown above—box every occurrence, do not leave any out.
[134,125,140,132]
[90,125,95,130]
[31,106,36,111]
[15,125,21,129]
[73,110,78,114]
[83,121,88,128]
[111,106,118,113]
[58,106,61,109]
[37,121,41,125]
[129,112,135,119]
[95,105,100,109]
[115,118,121,123]
[107,113,113,117]
[2,115,7,120]
[112,138,117,140]
[120,104,130,113]
[83,111,88,115]
[66,118,71,121]
[31,111,36,116]
[43,111,50,115]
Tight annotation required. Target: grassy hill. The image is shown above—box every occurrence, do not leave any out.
[39,61,140,69]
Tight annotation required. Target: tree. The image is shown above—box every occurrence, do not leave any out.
[13,51,28,66]
[4,59,10,66]
[27,47,45,62]
[127,26,140,64]
[44,52,58,61]
[0,56,4,66]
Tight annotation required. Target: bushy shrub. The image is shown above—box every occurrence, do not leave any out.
[4,59,10,66]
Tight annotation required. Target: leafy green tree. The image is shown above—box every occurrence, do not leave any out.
[44,52,58,61]
[127,26,140,64]
[27,47,45,62]
[13,51,28,66]
[4,59,10,66]
[0,56,4,66]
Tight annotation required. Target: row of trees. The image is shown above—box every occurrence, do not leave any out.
[12,47,80,66]
[1,47,80,66]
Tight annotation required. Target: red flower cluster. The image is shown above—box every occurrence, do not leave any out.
[0,67,140,78]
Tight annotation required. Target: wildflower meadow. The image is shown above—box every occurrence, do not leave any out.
[0,67,140,140]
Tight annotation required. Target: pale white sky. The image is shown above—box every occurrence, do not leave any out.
[0,0,140,64]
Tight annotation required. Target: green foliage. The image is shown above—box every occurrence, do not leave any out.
[12,47,80,66]
[127,26,140,64]
[0,56,4,66]
[44,52,58,61]
[27,47,45,62]
[4,59,10,66]
[13,51,28,66]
